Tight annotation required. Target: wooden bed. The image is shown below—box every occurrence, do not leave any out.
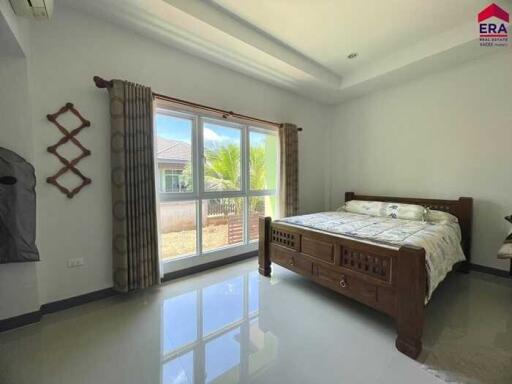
[258,192,472,359]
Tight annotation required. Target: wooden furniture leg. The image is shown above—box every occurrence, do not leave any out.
[258,217,272,276]
[395,245,426,359]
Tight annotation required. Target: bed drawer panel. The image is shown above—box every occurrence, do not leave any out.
[301,237,334,263]
[271,228,300,251]
[316,265,377,305]
[270,244,313,276]
[340,247,392,282]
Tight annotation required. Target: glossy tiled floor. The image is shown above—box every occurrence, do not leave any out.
[0,259,511,384]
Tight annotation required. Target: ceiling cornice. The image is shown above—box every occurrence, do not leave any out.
[166,0,342,87]
[62,0,502,104]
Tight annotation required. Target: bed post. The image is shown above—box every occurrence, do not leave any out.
[259,217,272,277]
[395,245,426,359]
[458,197,473,273]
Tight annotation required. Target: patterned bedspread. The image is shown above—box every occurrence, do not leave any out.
[278,211,466,300]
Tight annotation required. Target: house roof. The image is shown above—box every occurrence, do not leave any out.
[156,137,191,162]
[478,3,509,23]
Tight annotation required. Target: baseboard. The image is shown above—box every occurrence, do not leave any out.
[1,252,258,333]
[40,288,118,314]
[0,310,42,333]
[162,251,258,282]
[470,263,511,278]
[0,288,117,333]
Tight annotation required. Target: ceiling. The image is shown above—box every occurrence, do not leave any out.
[63,0,511,103]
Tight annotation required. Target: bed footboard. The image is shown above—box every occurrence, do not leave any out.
[258,216,426,359]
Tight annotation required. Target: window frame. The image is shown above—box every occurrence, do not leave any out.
[163,169,186,193]
[156,109,198,201]
[154,102,280,266]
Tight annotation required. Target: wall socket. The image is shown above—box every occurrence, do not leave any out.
[67,257,84,268]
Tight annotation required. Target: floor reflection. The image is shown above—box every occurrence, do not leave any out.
[2,260,509,384]
[161,271,277,384]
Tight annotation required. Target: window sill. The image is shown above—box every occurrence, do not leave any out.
[161,242,258,275]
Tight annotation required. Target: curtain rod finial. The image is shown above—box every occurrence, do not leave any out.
[93,76,113,89]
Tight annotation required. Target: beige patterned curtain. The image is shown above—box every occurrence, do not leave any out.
[279,123,299,217]
[108,80,159,292]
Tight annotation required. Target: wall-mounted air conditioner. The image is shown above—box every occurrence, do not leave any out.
[9,0,54,20]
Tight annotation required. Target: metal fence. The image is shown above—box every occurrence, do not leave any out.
[207,199,239,216]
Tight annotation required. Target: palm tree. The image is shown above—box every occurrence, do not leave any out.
[204,144,271,192]
[204,143,241,191]
[249,146,266,191]
[183,140,277,217]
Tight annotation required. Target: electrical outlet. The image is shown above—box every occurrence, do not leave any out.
[67,257,84,268]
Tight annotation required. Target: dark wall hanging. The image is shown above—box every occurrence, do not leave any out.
[46,102,91,198]
[0,147,40,263]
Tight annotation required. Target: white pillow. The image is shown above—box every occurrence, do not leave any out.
[343,200,386,216]
[427,210,458,224]
[343,200,427,221]
[383,202,427,221]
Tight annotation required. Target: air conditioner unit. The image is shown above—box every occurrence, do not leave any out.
[9,0,54,20]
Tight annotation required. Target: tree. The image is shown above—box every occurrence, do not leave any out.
[204,144,241,191]
[185,139,277,216]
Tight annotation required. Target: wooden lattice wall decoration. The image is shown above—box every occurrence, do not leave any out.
[46,102,91,198]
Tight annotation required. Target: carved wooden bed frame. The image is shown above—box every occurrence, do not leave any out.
[258,192,472,359]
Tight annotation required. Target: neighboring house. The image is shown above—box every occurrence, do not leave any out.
[156,137,191,193]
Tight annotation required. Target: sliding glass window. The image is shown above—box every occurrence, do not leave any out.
[155,105,279,263]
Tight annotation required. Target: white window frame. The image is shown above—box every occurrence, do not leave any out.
[163,169,187,193]
[155,102,279,274]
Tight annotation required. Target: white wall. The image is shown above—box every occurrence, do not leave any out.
[28,6,331,305]
[330,50,512,271]
[0,0,30,56]
[0,56,41,319]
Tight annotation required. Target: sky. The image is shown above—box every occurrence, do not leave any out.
[156,113,268,147]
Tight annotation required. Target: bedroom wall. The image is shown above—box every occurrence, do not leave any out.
[27,5,332,305]
[329,50,512,271]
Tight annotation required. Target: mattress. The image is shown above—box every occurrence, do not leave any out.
[277,211,465,300]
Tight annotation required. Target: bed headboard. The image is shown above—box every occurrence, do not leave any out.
[345,192,473,262]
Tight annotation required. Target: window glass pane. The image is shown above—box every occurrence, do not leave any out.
[159,201,197,259]
[203,122,241,192]
[248,196,278,241]
[203,198,244,252]
[156,113,193,193]
[205,327,241,384]
[163,291,197,353]
[162,350,194,384]
[203,276,243,335]
[249,130,278,191]
[248,271,259,314]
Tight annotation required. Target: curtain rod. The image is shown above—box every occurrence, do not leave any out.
[93,76,302,131]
